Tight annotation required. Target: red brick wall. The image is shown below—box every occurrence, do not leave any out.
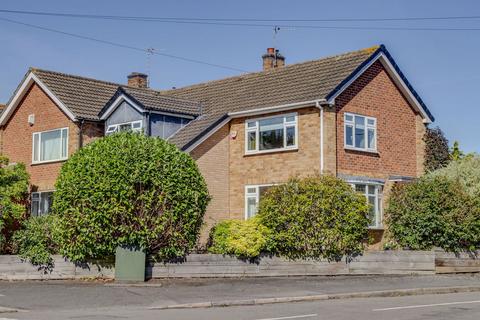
[336,60,421,179]
[81,121,104,146]
[1,83,80,191]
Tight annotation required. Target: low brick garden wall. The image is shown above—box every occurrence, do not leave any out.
[0,250,479,281]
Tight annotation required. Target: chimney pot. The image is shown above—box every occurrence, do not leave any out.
[262,48,285,71]
[127,72,149,88]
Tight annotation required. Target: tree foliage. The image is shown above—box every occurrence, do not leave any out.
[429,155,480,199]
[53,132,210,262]
[208,217,274,259]
[450,141,465,161]
[257,175,370,261]
[385,176,480,252]
[424,126,450,172]
[0,156,29,253]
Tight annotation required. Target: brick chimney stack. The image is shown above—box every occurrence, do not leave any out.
[262,48,285,71]
[127,72,149,88]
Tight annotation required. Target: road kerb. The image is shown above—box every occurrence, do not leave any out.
[148,285,480,310]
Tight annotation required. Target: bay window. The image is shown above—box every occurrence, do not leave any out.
[246,113,297,154]
[352,183,383,228]
[31,191,54,216]
[32,128,68,163]
[344,113,376,152]
[245,185,274,219]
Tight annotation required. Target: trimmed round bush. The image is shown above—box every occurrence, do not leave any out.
[208,217,273,258]
[385,176,480,252]
[257,175,370,261]
[53,132,210,262]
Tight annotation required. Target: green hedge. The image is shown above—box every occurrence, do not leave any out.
[385,176,480,252]
[0,156,29,253]
[257,175,370,261]
[208,217,274,258]
[53,132,210,262]
[12,215,58,267]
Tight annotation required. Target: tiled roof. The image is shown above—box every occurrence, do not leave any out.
[163,46,380,149]
[121,87,200,116]
[0,104,5,117]
[10,45,432,150]
[31,69,200,120]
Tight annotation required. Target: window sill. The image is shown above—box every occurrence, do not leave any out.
[344,146,379,155]
[31,158,68,166]
[244,147,298,156]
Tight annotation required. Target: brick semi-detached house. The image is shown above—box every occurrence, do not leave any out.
[0,45,434,247]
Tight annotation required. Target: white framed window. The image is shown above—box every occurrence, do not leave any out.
[32,128,69,164]
[106,120,143,135]
[351,183,383,229]
[245,184,275,219]
[344,113,376,152]
[245,113,298,154]
[31,191,54,216]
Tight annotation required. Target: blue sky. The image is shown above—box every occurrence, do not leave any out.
[0,0,478,152]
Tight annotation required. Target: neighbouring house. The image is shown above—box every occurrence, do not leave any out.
[0,104,4,151]
[0,45,434,247]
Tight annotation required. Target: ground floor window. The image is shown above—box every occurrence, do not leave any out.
[31,191,54,217]
[245,184,274,219]
[351,183,383,228]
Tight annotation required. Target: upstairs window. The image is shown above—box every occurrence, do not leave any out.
[32,128,68,164]
[31,191,54,216]
[344,113,376,152]
[246,113,297,154]
[106,120,142,135]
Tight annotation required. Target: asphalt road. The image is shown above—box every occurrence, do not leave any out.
[1,292,480,319]
[1,275,480,319]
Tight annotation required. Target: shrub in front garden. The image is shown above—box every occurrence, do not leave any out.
[428,155,480,199]
[257,175,370,261]
[12,215,58,267]
[385,176,480,252]
[0,156,29,254]
[53,132,210,262]
[208,217,274,258]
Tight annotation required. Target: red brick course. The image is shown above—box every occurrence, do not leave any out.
[1,83,103,191]
[335,60,421,179]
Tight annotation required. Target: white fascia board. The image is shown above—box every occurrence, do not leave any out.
[100,94,144,120]
[228,99,326,118]
[0,72,76,126]
[184,99,327,153]
[327,52,432,124]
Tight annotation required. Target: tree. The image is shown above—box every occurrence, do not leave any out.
[450,141,465,161]
[429,155,480,199]
[0,156,29,253]
[53,132,210,262]
[424,126,450,172]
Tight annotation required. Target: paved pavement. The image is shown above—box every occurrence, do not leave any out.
[0,274,479,319]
